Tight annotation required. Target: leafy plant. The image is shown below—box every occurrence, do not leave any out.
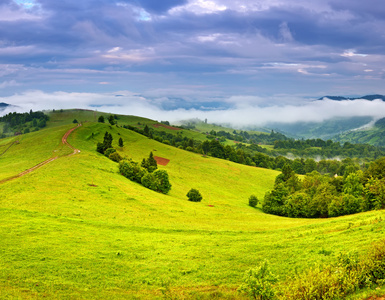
[249,195,259,207]
[238,260,277,300]
[187,188,202,202]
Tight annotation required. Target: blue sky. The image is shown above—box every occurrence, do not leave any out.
[1,0,385,125]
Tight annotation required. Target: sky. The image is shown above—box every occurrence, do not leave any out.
[1,0,385,126]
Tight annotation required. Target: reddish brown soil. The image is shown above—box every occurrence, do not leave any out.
[154,156,170,166]
[153,124,181,131]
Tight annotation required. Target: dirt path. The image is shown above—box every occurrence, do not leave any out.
[0,124,82,184]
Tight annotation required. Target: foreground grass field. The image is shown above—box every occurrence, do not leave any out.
[0,112,384,299]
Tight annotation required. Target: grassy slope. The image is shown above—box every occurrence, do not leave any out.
[0,112,384,299]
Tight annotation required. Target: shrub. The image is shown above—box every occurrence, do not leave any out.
[277,239,385,300]
[141,173,158,191]
[249,195,259,208]
[104,147,116,158]
[109,151,122,162]
[153,170,171,194]
[140,170,172,194]
[187,188,202,202]
[238,260,277,300]
[119,160,147,183]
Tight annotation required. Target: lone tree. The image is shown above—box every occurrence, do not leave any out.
[96,131,113,154]
[187,188,202,202]
[249,195,259,208]
[98,115,105,123]
[141,152,158,173]
[108,115,115,126]
[143,124,150,136]
[118,137,124,147]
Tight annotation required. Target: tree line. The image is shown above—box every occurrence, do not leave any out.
[262,157,385,218]
[122,123,377,177]
[0,110,49,137]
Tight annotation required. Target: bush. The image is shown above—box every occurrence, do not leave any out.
[277,239,385,300]
[119,160,147,183]
[238,260,277,300]
[104,147,116,157]
[249,195,259,208]
[187,188,202,202]
[141,173,158,191]
[153,170,171,194]
[109,151,122,162]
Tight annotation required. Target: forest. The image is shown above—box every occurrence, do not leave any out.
[263,157,385,218]
[0,110,49,137]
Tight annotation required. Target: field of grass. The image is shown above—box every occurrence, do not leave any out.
[0,112,384,299]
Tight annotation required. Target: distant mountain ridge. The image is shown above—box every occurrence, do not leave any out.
[319,94,385,101]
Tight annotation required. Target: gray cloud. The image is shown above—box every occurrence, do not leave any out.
[0,0,384,106]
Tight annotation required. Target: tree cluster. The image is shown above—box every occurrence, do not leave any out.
[263,158,385,218]
[273,139,385,161]
[96,131,122,162]
[119,154,171,194]
[0,110,49,137]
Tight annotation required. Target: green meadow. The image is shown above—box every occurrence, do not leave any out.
[0,111,384,299]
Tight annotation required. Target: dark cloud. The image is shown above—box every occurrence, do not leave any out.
[130,0,188,14]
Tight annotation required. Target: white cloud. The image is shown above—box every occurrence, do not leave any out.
[3,91,385,129]
[0,80,19,89]
[170,0,227,15]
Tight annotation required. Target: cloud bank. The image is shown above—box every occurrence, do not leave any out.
[2,91,385,128]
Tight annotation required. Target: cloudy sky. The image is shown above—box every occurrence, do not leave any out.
[1,0,385,125]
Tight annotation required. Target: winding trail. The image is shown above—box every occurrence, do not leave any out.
[0,124,82,184]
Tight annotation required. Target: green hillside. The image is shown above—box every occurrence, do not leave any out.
[334,117,385,146]
[0,110,384,299]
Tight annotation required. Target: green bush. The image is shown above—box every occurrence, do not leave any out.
[104,148,116,158]
[238,260,277,300]
[248,195,259,208]
[277,239,385,300]
[119,160,147,183]
[153,170,171,194]
[187,188,202,202]
[109,151,122,162]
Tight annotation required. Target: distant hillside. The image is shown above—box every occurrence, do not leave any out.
[265,116,373,140]
[319,94,385,101]
[0,102,9,110]
[333,116,385,146]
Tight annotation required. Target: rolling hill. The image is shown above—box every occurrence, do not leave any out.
[0,109,384,299]
[333,117,385,146]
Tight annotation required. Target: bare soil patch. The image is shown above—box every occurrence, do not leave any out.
[153,124,181,131]
[154,156,170,166]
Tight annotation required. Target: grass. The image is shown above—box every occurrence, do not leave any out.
[0,111,384,299]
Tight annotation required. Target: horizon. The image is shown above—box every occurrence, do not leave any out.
[1,0,385,125]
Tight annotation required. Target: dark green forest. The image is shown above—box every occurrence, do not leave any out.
[262,158,385,218]
[0,110,49,137]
